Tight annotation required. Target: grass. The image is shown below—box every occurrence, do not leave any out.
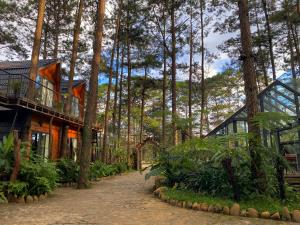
[164,188,300,214]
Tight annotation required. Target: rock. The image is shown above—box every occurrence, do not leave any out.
[200,203,209,211]
[170,199,177,206]
[214,204,222,213]
[39,194,46,201]
[271,212,281,220]
[292,210,300,223]
[26,196,33,204]
[208,205,215,212]
[247,208,259,218]
[16,196,25,204]
[177,201,183,208]
[44,193,48,198]
[282,207,291,221]
[182,202,186,208]
[241,210,247,217]
[154,187,167,196]
[223,206,230,215]
[230,203,240,216]
[261,211,271,219]
[192,203,200,210]
[186,201,193,209]
[7,194,16,203]
[155,176,166,189]
[33,196,39,203]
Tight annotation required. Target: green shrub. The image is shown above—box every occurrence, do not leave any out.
[147,136,279,200]
[89,161,107,180]
[7,181,28,197]
[89,161,127,180]
[0,182,7,203]
[56,159,79,184]
[114,162,128,174]
[19,155,58,196]
[0,134,15,181]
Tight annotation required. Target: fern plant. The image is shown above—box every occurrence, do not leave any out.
[0,133,14,181]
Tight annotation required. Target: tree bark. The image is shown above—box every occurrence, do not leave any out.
[170,0,177,146]
[117,46,125,148]
[254,0,268,87]
[112,32,121,152]
[77,0,105,189]
[28,0,46,97]
[102,11,121,163]
[188,3,193,138]
[200,0,205,138]
[139,67,147,144]
[238,0,266,193]
[126,3,132,166]
[162,6,167,149]
[261,0,276,80]
[61,0,84,159]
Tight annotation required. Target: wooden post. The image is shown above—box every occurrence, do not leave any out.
[49,117,53,160]
[10,130,21,182]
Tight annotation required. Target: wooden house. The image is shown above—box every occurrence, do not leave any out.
[0,59,101,161]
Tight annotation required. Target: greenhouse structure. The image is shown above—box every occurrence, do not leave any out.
[208,71,300,172]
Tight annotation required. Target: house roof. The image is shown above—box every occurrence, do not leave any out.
[207,70,300,137]
[0,59,59,76]
[60,80,86,93]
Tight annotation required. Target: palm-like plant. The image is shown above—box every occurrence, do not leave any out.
[0,133,14,181]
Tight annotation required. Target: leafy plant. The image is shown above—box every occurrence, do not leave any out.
[7,181,28,197]
[0,182,7,203]
[19,155,58,196]
[0,133,14,181]
[56,159,79,184]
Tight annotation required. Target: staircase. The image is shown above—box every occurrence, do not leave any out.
[285,174,300,191]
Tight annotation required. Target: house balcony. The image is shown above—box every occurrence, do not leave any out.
[0,74,84,125]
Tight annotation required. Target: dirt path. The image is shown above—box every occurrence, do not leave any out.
[0,172,293,225]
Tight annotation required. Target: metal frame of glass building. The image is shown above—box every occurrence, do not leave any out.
[207,71,300,171]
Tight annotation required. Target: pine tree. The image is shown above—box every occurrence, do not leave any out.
[237,0,266,193]
[78,0,105,189]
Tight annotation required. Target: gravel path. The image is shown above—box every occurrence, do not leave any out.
[0,172,293,225]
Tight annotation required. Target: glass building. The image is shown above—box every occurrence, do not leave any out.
[207,71,300,172]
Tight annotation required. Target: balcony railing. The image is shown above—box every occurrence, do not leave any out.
[0,74,83,121]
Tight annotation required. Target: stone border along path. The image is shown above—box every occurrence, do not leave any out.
[0,172,293,225]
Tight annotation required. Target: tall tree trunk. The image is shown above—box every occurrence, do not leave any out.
[24,0,46,157]
[77,0,105,189]
[291,24,300,70]
[42,13,49,60]
[200,0,205,137]
[170,0,177,145]
[139,67,147,143]
[188,3,193,139]
[287,22,297,77]
[162,7,167,149]
[52,0,61,58]
[112,32,121,152]
[28,0,46,89]
[262,0,276,80]
[117,46,125,148]
[254,0,268,87]
[126,3,132,165]
[61,0,84,158]
[238,0,266,193]
[102,11,121,163]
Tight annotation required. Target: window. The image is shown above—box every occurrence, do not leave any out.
[31,132,50,160]
[69,138,78,161]
[36,76,54,107]
[71,96,80,117]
